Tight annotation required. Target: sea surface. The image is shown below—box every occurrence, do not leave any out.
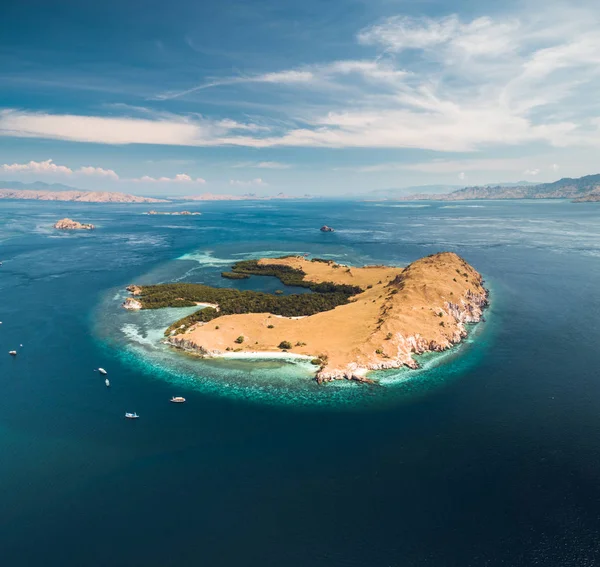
[1,199,600,566]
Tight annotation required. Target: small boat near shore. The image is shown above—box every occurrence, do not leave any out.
[105,378,110,387]
[98,368,107,375]
[170,396,186,403]
[125,412,139,419]
[8,350,17,356]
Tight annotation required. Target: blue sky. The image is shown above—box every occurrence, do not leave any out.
[2,0,600,196]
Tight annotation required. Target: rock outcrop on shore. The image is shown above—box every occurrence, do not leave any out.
[126,284,143,296]
[127,253,489,384]
[123,297,142,310]
[53,218,95,230]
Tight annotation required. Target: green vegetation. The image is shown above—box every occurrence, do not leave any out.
[221,271,250,280]
[267,324,274,329]
[134,256,366,336]
[310,258,332,264]
[227,259,362,295]
[134,282,357,336]
[278,341,292,350]
[235,336,245,344]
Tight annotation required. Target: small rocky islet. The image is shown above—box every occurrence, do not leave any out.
[53,218,95,230]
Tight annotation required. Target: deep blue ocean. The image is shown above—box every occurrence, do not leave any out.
[1,198,600,566]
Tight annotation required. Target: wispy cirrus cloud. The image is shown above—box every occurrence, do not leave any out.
[233,161,291,169]
[153,70,314,101]
[349,157,545,174]
[229,178,267,187]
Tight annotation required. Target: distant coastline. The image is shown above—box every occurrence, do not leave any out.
[374,173,600,203]
[0,188,167,204]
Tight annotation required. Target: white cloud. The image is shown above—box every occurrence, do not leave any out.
[1,159,73,175]
[458,172,466,180]
[358,15,520,59]
[154,70,314,101]
[0,158,120,179]
[352,157,542,174]
[256,161,291,169]
[3,9,600,155]
[234,161,291,169]
[229,178,267,187]
[133,173,206,183]
[552,163,560,171]
[358,15,461,51]
[524,168,540,176]
[78,166,119,180]
[257,70,314,83]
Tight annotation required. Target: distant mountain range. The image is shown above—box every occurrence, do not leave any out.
[400,174,600,202]
[370,181,539,199]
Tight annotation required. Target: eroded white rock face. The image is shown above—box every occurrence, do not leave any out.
[122,297,142,310]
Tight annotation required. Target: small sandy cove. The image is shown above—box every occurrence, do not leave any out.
[169,253,488,383]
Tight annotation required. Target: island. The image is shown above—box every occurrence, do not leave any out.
[0,188,168,203]
[123,253,488,384]
[147,210,201,215]
[53,218,95,230]
[320,225,335,232]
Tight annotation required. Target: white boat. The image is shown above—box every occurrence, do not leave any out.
[8,350,17,356]
[170,396,186,403]
[125,412,139,419]
[105,378,110,387]
[98,368,107,375]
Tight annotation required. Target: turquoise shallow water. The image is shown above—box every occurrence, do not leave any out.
[1,199,600,566]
